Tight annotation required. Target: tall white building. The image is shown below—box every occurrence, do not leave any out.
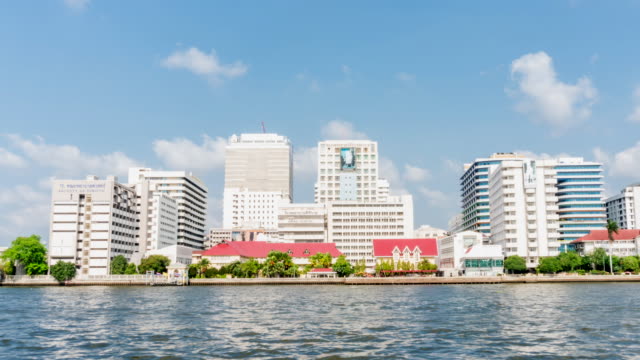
[315,140,386,203]
[131,180,179,252]
[204,228,233,249]
[326,195,414,266]
[223,133,292,230]
[606,183,640,229]
[48,176,138,276]
[128,168,208,249]
[277,203,327,243]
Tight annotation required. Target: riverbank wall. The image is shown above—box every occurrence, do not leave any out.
[4,274,640,286]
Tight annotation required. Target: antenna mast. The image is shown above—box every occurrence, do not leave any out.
[261,121,267,133]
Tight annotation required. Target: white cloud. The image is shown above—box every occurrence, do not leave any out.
[6,135,139,177]
[510,51,597,131]
[443,159,462,174]
[0,185,48,205]
[514,150,573,160]
[64,0,90,11]
[0,186,50,244]
[396,72,416,82]
[627,87,640,123]
[153,134,227,173]
[418,186,450,206]
[404,164,430,182]
[293,146,318,181]
[0,148,27,168]
[321,120,368,140]
[162,47,247,83]
[296,72,321,92]
[594,142,640,178]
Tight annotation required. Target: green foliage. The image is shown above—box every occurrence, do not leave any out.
[332,255,354,277]
[557,251,581,272]
[124,263,139,274]
[204,267,219,278]
[375,259,395,275]
[197,258,211,278]
[110,255,128,275]
[0,259,15,276]
[591,248,608,271]
[138,255,171,274]
[417,259,438,271]
[233,258,261,278]
[50,261,77,283]
[504,255,527,273]
[263,251,298,278]
[353,260,367,275]
[576,269,586,275]
[309,252,333,269]
[620,256,640,272]
[537,257,562,274]
[188,264,198,278]
[2,235,48,275]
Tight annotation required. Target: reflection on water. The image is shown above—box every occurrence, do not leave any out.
[1,284,639,359]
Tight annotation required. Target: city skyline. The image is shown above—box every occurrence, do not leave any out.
[2,1,640,246]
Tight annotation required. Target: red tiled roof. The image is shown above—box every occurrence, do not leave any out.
[199,241,342,258]
[373,238,438,257]
[571,229,640,243]
[309,268,335,273]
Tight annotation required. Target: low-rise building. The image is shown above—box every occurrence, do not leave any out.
[571,229,640,257]
[145,244,194,265]
[438,231,495,276]
[372,238,438,269]
[460,245,504,276]
[204,228,232,249]
[192,241,342,269]
[414,225,448,239]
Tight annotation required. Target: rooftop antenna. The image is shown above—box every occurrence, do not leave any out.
[261,121,267,133]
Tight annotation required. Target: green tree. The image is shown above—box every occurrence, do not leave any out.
[537,257,561,274]
[557,251,582,272]
[110,255,128,275]
[263,251,297,278]
[1,235,48,275]
[308,252,333,268]
[197,258,211,278]
[592,248,608,271]
[606,220,619,275]
[204,267,219,278]
[375,259,395,276]
[620,256,639,272]
[417,259,437,271]
[236,258,261,278]
[138,255,171,274]
[504,255,527,274]
[188,264,198,278]
[332,255,354,277]
[50,261,77,283]
[124,263,139,274]
[353,259,367,274]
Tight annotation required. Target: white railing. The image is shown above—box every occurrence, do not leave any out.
[2,275,56,283]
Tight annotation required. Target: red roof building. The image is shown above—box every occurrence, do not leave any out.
[571,229,640,243]
[372,238,438,270]
[570,229,640,257]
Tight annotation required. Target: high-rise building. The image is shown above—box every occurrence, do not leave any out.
[277,203,327,243]
[130,180,179,252]
[223,133,292,230]
[128,168,208,249]
[326,195,414,266]
[606,184,640,229]
[204,228,232,249]
[48,175,138,276]
[315,140,386,203]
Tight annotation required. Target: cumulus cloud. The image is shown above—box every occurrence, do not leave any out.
[0,185,50,245]
[6,135,139,177]
[162,47,247,83]
[514,150,574,160]
[627,87,640,123]
[396,72,416,82]
[64,0,90,11]
[594,142,640,178]
[418,186,450,206]
[153,134,227,173]
[510,51,597,131]
[443,159,462,174]
[293,146,318,181]
[0,148,27,168]
[321,120,368,140]
[404,164,430,182]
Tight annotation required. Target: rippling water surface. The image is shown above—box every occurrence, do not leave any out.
[1,284,640,359]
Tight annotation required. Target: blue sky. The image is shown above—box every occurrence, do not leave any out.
[2,1,640,246]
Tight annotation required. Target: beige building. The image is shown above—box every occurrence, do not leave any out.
[414,225,448,239]
[277,203,327,243]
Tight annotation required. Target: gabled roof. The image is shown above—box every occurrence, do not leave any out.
[571,229,640,243]
[373,238,438,257]
[462,245,503,259]
[200,241,342,258]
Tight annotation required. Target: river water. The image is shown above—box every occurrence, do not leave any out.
[1,284,639,359]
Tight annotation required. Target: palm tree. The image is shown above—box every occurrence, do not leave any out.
[606,220,619,275]
[198,258,210,278]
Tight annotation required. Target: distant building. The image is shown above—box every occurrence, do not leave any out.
[571,229,640,257]
[130,180,179,252]
[48,175,138,276]
[204,228,232,249]
[192,241,342,269]
[372,238,438,269]
[438,231,502,276]
[606,184,640,230]
[414,225,448,239]
[277,203,327,243]
[460,245,504,276]
[146,244,194,265]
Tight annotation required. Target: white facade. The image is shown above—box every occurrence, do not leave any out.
[277,203,327,243]
[573,238,640,257]
[315,140,387,203]
[146,244,194,265]
[204,228,232,249]
[414,225,448,239]
[606,183,640,229]
[48,176,138,276]
[437,231,486,276]
[131,180,179,252]
[223,133,292,230]
[128,168,208,249]
[326,195,414,266]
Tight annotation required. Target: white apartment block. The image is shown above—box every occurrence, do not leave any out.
[48,176,138,276]
[131,180,179,252]
[606,183,640,229]
[437,231,487,276]
[277,203,327,243]
[315,140,387,203]
[414,225,448,239]
[326,195,414,267]
[129,168,208,249]
[223,133,292,230]
[204,228,232,249]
